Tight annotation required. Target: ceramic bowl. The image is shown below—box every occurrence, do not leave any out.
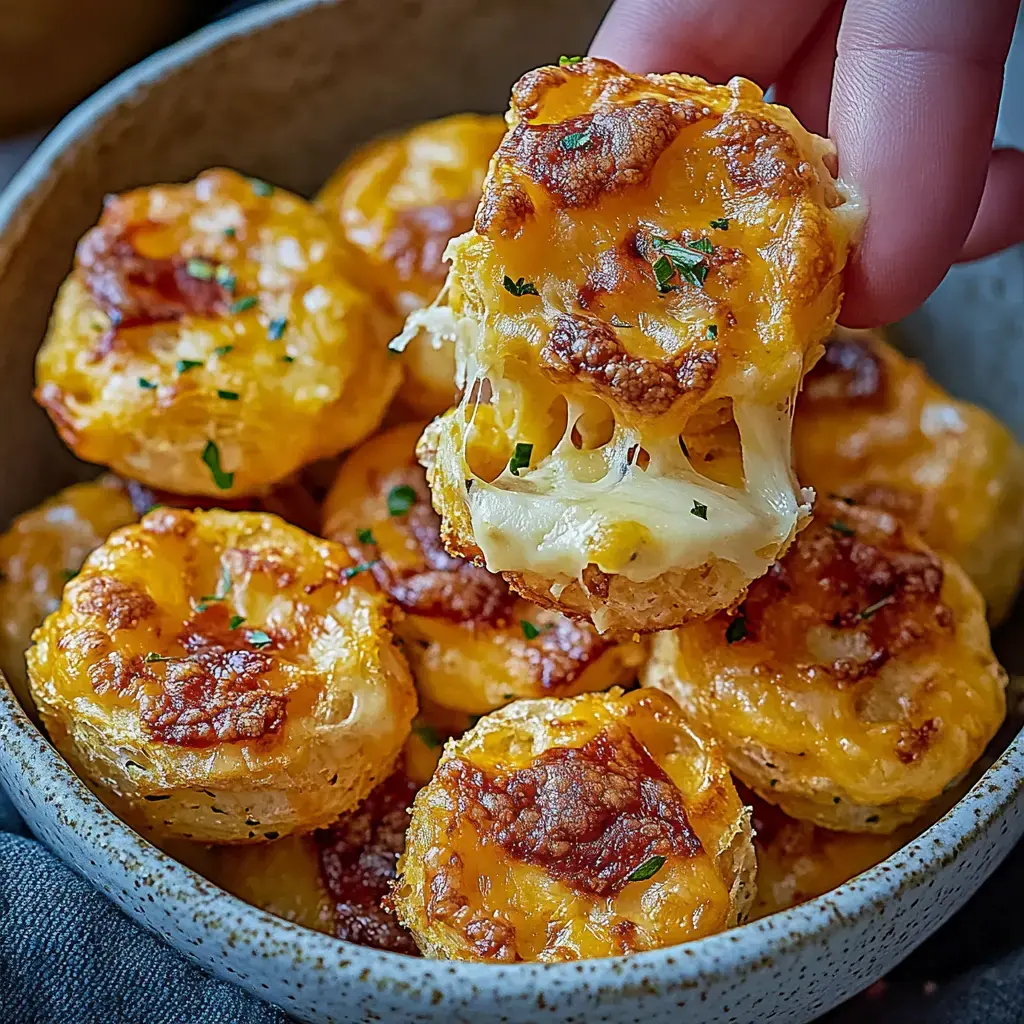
[0,2,1022,1021]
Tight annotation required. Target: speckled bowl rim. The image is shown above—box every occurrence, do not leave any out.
[0,0,1022,1001]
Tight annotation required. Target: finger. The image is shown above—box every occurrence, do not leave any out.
[589,0,832,86]
[772,2,844,136]
[831,0,1020,327]
[958,147,1024,263]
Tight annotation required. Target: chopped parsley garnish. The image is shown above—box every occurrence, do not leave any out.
[508,442,533,477]
[228,615,245,630]
[201,440,233,490]
[609,315,633,328]
[217,389,240,401]
[214,265,236,291]
[267,317,288,341]
[769,779,779,787]
[176,359,203,374]
[520,620,541,640]
[503,275,539,297]
[558,54,584,66]
[343,560,378,580]
[859,595,894,620]
[560,129,593,151]
[387,484,417,516]
[627,855,666,883]
[710,217,730,230]
[138,377,157,389]
[248,629,272,649]
[652,255,676,293]
[229,296,258,314]
[144,652,175,663]
[690,500,708,520]
[725,615,748,644]
[59,568,79,582]
[281,355,295,364]
[414,724,442,748]
[186,258,214,281]
[223,226,237,238]
[249,178,274,197]
[652,236,711,289]
[706,324,718,340]
[195,564,231,612]
[356,528,376,545]
[213,345,233,356]
[829,520,855,537]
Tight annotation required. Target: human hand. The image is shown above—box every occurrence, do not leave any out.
[591,0,1024,326]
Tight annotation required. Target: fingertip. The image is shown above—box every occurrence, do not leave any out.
[958,147,1024,263]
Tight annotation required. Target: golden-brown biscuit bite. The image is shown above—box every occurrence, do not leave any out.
[0,475,138,709]
[644,497,1006,833]
[392,688,756,961]
[410,58,861,636]
[794,328,1024,624]
[35,168,400,497]
[26,508,417,843]
[318,114,506,416]
[323,423,646,715]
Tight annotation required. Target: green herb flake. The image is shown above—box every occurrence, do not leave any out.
[710,217,730,230]
[249,178,274,197]
[627,855,666,883]
[223,226,237,238]
[829,520,855,537]
[508,442,533,477]
[144,652,174,663]
[503,275,539,298]
[652,237,710,288]
[228,615,246,630]
[770,779,779,787]
[176,359,204,375]
[706,324,718,340]
[138,377,157,389]
[343,560,379,580]
[414,724,442,748]
[558,55,583,66]
[725,615,748,644]
[213,345,233,357]
[690,500,708,520]
[186,258,215,281]
[248,629,273,650]
[280,355,295,363]
[214,265,236,291]
[201,440,234,491]
[859,595,894,620]
[560,129,593,152]
[229,296,258,314]
[59,568,79,582]
[195,564,231,612]
[267,317,288,341]
[217,389,240,401]
[356,528,376,545]
[520,620,541,641]
[387,484,418,517]
[652,255,676,293]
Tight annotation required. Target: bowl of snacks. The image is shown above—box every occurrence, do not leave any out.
[0,1,1021,1022]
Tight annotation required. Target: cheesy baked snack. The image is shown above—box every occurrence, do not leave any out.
[645,497,1006,832]
[323,423,645,715]
[413,58,860,635]
[794,328,1024,624]
[393,688,755,961]
[0,475,137,709]
[35,168,399,497]
[318,114,506,416]
[27,508,416,842]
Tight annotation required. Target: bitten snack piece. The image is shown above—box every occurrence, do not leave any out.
[0,475,137,709]
[413,58,861,636]
[27,508,417,842]
[318,114,506,416]
[35,168,400,497]
[323,423,646,715]
[794,328,1024,624]
[645,497,1007,833]
[393,688,755,961]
